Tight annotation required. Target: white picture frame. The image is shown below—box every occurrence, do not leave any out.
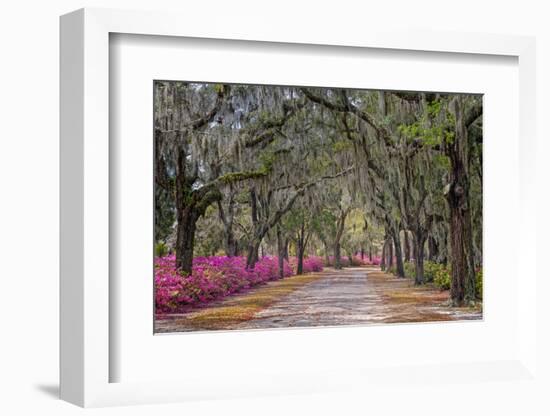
[60,7,538,408]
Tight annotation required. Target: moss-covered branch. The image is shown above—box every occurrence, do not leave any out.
[217,169,269,185]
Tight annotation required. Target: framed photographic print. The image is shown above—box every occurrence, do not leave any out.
[60,7,539,409]
[151,80,483,335]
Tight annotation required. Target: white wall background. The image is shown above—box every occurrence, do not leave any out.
[0,1,548,415]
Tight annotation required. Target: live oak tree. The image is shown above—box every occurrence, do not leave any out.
[154,82,302,273]
[154,82,229,274]
[398,93,482,303]
[298,87,482,302]
[445,96,481,305]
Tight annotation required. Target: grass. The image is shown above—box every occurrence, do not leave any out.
[166,272,324,330]
[383,289,448,305]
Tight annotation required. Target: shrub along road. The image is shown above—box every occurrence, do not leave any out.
[155,266,482,333]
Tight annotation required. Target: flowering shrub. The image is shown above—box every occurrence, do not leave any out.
[365,256,382,266]
[324,255,381,267]
[289,256,325,273]
[155,254,317,313]
[350,256,363,266]
[359,256,381,266]
[304,256,324,272]
[324,256,350,267]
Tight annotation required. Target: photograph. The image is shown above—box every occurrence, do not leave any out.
[153,81,483,333]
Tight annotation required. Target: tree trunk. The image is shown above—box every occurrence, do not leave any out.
[404,230,411,262]
[246,188,261,269]
[413,232,426,285]
[246,240,261,269]
[284,238,289,261]
[392,230,405,277]
[296,221,306,275]
[219,208,237,256]
[447,97,477,305]
[323,240,330,265]
[333,208,348,270]
[380,241,387,271]
[225,234,237,257]
[174,180,220,274]
[297,242,304,275]
[175,208,198,275]
[278,252,285,279]
[334,243,342,270]
[217,188,237,257]
[347,250,354,266]
[448,196,476,304]
[369,246,373,262]
[174,148,199,275]
[276,224,285,279]
[428,236,438,262]
[387,238,393,270]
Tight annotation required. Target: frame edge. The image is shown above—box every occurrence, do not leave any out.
[60,8,85,407]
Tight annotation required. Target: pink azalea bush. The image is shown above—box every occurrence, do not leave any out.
[155,254,314,314]
[356,255,382,266]
[323,256,380,267]
[288,256,325,274]
[324,255,351,267]
[303,256,324,272]
[324,255,381,267]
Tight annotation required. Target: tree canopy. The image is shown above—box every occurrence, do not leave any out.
[154,81,482,306]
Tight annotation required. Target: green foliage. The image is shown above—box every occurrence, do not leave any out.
[155,187,175,242]
[194,205,225,257]
[258,151,276,172]
[431,265,482,300]
[398,122,444,147]
[433,265,451,290]
[381,114,394,127]
[213,84,225,94]
[427,100,442,118]
[257,110,275,124]
[401,261,482,299]
[423,261,444,283]
[433,154,451,170]
[155,241,169,257]
[332,140,352,153]
[398,122,421,139]
[444,129,455,144]
[476,268,483,300]
[397,99,456,147]
[404,262,416,279]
